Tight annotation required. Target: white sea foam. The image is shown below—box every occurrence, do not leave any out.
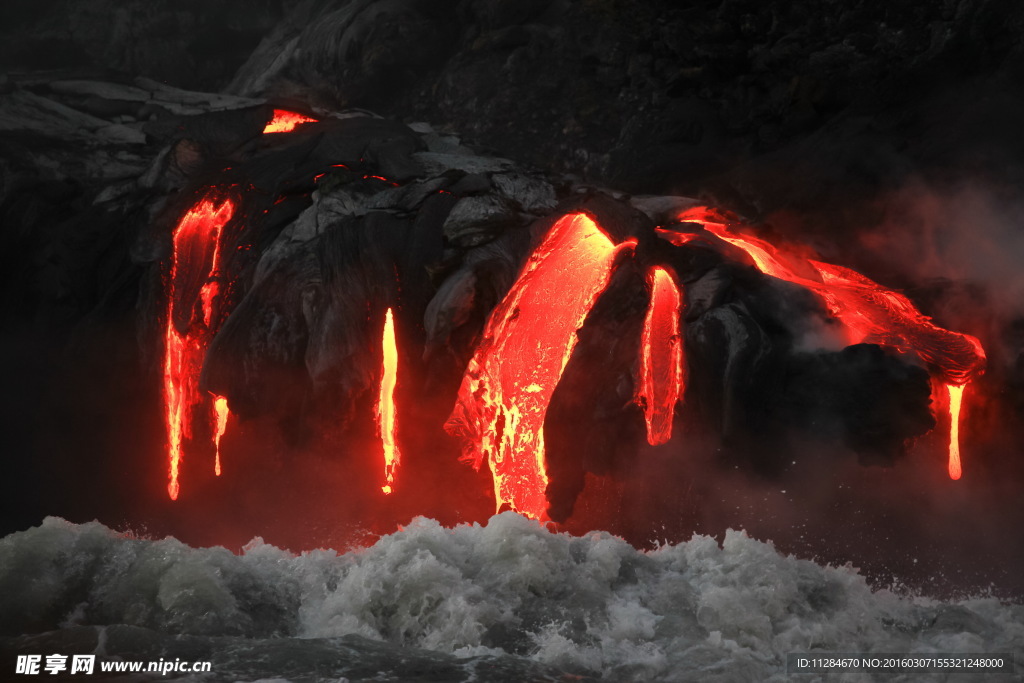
[1,513,1021,681]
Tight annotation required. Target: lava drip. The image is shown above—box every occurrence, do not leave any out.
[212,395,230,477]
[377,308,401,495]
[946,384,965,480]
[636,266,685,445]
[664,206,985,478]
[163,195,236,500]
[446,213,635,519]
[262,109,318,134]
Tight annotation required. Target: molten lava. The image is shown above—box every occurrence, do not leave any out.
[199,218,227,328]
[163,195,236,500]
[663,206,986,478]
[446,213,635,519]
[262,109,318,134]
[637,266,685,445]
[946,383,965,480]
[212,395,230,477]
[377,308,401,495]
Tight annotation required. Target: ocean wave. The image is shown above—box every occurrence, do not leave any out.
[1,513,1021,681]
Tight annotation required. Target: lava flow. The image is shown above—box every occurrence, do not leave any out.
[947,384,965,480]
[212,395,230,477]
[446,213,635,519]
[163,195,236,500]
[662,206,986,478]
[262,109,318,134]
[377,308,401,495]
[637,266,685,445]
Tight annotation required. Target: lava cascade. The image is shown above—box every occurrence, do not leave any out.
[262,109,318,134]
[946,383,965,480]
[663,206,986,478]
[446,214,634,519]
[163,195,235,500]
[637,266,685,445]
[377,308,401,494]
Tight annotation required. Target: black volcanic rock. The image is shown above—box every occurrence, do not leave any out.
[0,72,970,519]
[0,0,291,91]
[206,0,1024,209]
[2,0,1019,533]
[778,344,936,466]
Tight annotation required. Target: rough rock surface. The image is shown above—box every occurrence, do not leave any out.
[0,78,947,522]
[1,2,1022,576]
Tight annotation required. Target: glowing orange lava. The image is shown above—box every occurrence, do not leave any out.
[446,213,635,519]
[637,266,685,445]
[262,109,318,134]
[163,195,235,500]
[212,395,230,477]
[199,214,227,328]
[377,308,401,495]
[946,383,964,480]
[663,206,986,478]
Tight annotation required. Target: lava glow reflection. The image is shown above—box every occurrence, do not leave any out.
[447,213,634,519]
[637,266,685,445]
[163,195,235,500]
[377,308,401,495]
[663,206,985,479]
